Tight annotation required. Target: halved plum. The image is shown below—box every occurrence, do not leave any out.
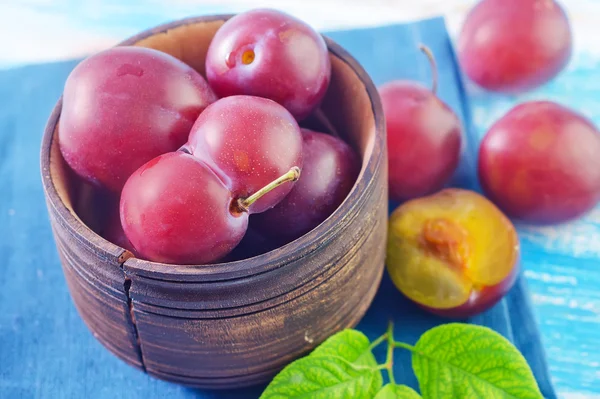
[386,188,520,318]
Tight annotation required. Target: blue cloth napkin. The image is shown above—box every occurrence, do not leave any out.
[0,17,556,398]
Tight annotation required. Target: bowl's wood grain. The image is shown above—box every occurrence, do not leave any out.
[127,182,386,383]
[41,15,387,389]
[42,110,143,369]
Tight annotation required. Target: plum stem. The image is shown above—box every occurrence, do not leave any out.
[419,44,438,95]
[236,167,301,212]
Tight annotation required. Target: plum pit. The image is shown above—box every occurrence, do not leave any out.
[420,218,469,271]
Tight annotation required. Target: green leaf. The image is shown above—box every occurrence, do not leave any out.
[374,384,422,398]
[411,323,544,399]
[259,355,381,399]
[260,329,383,399]
[311,329,381,368]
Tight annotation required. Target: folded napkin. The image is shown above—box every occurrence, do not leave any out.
[0,17,555,399]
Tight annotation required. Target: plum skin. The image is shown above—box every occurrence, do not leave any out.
[221,227,278,261]
[102,202,137,256]
[120,152,248,265]
[252,128,360,243]
[458,0,572,93]
[205,8,331,120]
[478,101,600,224]
[379,81,462,202]
[59,46,216,193]
[186,95,303,214]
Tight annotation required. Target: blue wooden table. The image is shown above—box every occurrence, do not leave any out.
[0,3,599,399]
[467,56,600,398]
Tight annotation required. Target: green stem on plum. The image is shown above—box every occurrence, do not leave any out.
[236,167,301,213]
[419,44,438,95]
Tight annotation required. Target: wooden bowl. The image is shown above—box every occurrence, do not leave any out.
[40,15,387,389]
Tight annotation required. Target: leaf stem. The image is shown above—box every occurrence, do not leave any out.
[370,322,418,385]
[374,364,391,371]
[393,341,416,352]
[368,332,388,352]
[385,322,396,385]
